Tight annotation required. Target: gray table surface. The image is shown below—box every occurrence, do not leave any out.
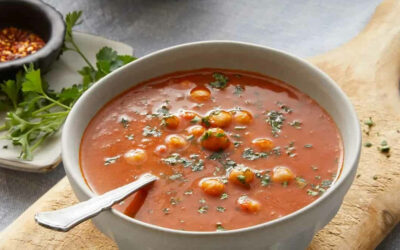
[0,0,398,248]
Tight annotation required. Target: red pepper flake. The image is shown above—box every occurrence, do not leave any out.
[0,27,46,62]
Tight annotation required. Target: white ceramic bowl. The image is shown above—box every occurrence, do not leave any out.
[62,41,361,250]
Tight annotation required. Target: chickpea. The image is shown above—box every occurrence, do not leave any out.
[272,166,295,183]
[154,144,168,157]
[165,134,188,151]
[237,196,261,213]
[199,178,225,196]
[228,167,255,186]
[200,128,231,151]
[207,110,232,128]
[180,110,199,121]
[162,115,180,130]
[252,138,274,151]
[124,149,147,165]
[190,86,211,102]
[234,110,253,124]
[187,125,205,137]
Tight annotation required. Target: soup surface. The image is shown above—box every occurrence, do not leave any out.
[80,69,343,232]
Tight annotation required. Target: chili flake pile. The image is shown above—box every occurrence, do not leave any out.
[0,27,45,62]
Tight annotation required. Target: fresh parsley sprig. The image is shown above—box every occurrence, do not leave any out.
[0,11,136,160]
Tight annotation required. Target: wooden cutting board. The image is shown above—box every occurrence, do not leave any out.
[1,0,400,249]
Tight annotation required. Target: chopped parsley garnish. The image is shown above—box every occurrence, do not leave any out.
[220,193,229,200]
[277,102,293,113]
[169,173,183,181]
[120,117,129,128]
[216,132,226,137]
[233,141,242,148]
[216,223,225,231]
[209,72,229,89]
[237,175,246,184]
[201,130,212,141]
[170,197,180,206]
[364,117,375,128]
[184,190,193,195]
[364,142,372,147]
[321,179,333,188]
[142,126,162,137]
[242,148,268,160]
[285,142,296,157]
[304,144,313,148]
[156,105,170,117]
[260,173,271,186]
[198,205,208,214]
[191,159,204,172]
[216,206,226,213]
[186,134,195,141]
[289,120,302,129]
[190,116,201,124]
[104,155,120,166]
[201,117,210,127]
[378,140,390,153]
[125,134,134,140]
[266,111,285,137]
[162,208,170,214]
[307,189,319,196]
[295,177,307,188]
[233,85,244,95]
[373,175,378,180]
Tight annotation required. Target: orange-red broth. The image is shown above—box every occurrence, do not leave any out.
[80,69,343,232]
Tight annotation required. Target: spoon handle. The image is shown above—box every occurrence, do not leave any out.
[35,173,158,232]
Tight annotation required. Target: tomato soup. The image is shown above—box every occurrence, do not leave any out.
[80,69,343,232]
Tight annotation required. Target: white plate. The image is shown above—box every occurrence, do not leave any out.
[0,32,133,172]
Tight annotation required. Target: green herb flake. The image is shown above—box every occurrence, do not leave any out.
[364,142,372,147]
[233,141,242,148]
[216,206,226,213]
[120,117,129,128]
[104,155,121,166]
[242,148,269,160]
[142,126,162,137]
[289,120,302,129]
[190,116,201,124]
[304,144,313,148]
[184,190,193,195]
[169,173,183,181]
[364,117,375,128]
[237,175,246,184]
[209,73,229,89]
[295,177,307,189]
[162,208,170,214]
[260,173,271,186]
[378,140,390,153]
[125,134,134,141]
[220,193,229,200]
[266,111,285,137]
[198,205,208,214]
[233,85,244,95]
[216,223,225,231]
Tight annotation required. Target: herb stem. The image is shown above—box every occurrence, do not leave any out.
[31,103,57,116]
[34,111,70,118]
[0,124,7,131]
[70,39,95,71]
[44,96,71,110]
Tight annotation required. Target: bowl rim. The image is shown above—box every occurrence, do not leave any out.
[0,0,65,69]
[62,40,361,236]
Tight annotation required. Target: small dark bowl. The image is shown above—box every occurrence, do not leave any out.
[0,0,66,81]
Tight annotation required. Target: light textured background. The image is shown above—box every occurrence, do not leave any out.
[0,0,397,248]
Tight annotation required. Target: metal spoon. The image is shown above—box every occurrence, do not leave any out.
[35,173,158,232]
